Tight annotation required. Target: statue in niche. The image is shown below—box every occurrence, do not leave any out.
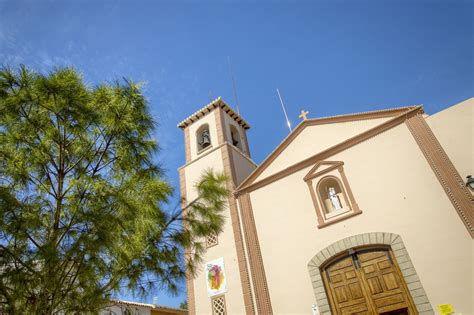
[199,129,211,148]
[328,187,342,210]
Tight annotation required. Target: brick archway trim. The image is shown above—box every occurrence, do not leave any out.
[307,232,434,315]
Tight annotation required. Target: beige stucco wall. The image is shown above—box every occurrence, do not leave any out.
[248,122,472,314]
[180,104,258,315]
[183,147,246,315]
[256,117,391,181]
[427,97,473,181]
[229,145,257,186]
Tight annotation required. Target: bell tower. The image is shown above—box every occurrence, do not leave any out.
[177,97,256,315]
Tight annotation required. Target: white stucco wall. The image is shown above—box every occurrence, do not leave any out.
[248,122,472,314]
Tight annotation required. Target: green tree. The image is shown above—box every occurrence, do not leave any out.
[0,66,228,314]
[179,300,188,310]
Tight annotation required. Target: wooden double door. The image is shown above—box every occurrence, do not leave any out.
[322,247,417,315]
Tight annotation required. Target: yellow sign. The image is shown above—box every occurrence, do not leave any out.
[438,304,454,314]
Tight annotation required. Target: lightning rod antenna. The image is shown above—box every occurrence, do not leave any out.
[227,56,241,114]
[276,88,292,132]
[208,90,213,102]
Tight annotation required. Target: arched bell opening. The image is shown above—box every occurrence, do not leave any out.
[230,125,243,151]
[197,124,212,152]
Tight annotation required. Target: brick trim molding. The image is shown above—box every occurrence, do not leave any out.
[307,232,434,315]
[238,193,273,314]
[220,145,255,314]
[179,168,196,315]
[406,114,474,238]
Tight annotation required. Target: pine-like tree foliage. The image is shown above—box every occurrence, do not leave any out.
[0,66,228,314]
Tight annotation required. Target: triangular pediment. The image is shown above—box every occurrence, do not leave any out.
[236,105,423,195]
[303,161,344,182]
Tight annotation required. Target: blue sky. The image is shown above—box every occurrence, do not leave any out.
[1,0,472,308]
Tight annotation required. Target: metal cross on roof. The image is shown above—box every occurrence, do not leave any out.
[299,110,309,120]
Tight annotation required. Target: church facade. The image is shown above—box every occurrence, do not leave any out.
[177,97,473,315]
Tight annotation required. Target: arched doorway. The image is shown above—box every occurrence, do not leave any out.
[322,246,415,314]
[308,232,433,315]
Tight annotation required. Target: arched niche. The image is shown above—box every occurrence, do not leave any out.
[316,176,351,218]
[230,125,243,151]
[196,124,212,153]
[303,161,362,227]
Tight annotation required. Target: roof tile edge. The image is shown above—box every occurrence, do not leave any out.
[177,96,251,130]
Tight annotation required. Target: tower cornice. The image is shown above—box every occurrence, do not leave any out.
[177,97,251,130]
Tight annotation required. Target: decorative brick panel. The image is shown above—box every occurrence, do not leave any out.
[211,295,227,315]
[206,231,218,248]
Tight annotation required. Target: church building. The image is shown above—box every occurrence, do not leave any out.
[177,97,473,315]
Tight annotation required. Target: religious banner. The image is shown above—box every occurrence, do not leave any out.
[205,257,227,297]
